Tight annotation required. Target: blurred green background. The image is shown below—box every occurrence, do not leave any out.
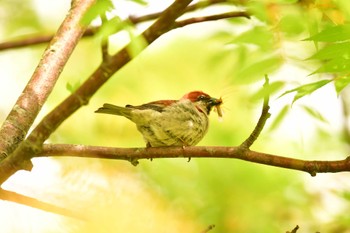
[1,0,350,232]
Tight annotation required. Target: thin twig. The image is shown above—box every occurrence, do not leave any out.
[286,225,299,233]
[0,0,233,51]
[0,188,86,220]
[175,11,249,27]
[0,34,64,50]
[39,144,350,176]
[0,6,249,51]
[100,12,110,61]
[200,224,216,233]
[240,75,271,150]
[129,0,230,23]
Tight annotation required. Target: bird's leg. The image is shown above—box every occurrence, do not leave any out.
[145,142,153,161]
[180,144,191,162]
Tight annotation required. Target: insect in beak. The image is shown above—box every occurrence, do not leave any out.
[212,97,223,118]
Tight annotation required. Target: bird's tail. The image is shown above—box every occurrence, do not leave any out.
[95,104,131,119]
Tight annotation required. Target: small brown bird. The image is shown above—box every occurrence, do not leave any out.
[95,91,222,147]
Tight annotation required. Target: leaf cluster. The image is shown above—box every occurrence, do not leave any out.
[283,24,350,103]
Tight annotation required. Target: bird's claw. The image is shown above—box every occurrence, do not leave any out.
[129,158,139,166]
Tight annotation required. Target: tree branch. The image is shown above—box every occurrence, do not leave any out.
[0,0,96,161]
[175,11,249,28]
[199,224,216,233]
[0,188,86,219]
[129,0,227,24]
[39,144,350,176]
[286,225,299,233]
[100,12,110,61]
[240,76,271,149]
[0,4,249,51]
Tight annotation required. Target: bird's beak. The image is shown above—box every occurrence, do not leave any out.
[210,97,222,106]
[209,97,223,117]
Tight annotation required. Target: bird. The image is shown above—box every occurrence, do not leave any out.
[95,91,223,147]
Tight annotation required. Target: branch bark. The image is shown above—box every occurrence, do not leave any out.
[39,144,350,176]
[0,0,96,161]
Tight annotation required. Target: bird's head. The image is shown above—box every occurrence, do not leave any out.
[181,91,223,116]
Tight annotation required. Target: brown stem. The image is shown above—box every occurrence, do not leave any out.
[129,0,230,23]
[286,225,299,233]
[175,11,249,28]
[240,76,271,149]
[40,144,350,176]
[0,34,60,50]
[0,0,96,162]
[100,13,110,61]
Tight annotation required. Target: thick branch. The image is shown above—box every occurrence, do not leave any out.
[0,0,96,161]
[40,144,350,176]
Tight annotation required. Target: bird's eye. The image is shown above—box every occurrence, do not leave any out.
[198,95,206,101]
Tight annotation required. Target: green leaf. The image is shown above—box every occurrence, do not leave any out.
[127,0,148,5]
[304,24,350,42]
[301,105,328,123]
[251,81,285,101]
[308,42,350,60]
[312,58,350,74]
[97,16,124,38]
[233,26,273,50]
[235,55,283,83]
[341,190,350,201]
[335,75,350,94]
[81,0,114,26]
[268,105,289,131]
[280,79,332,103]
[66,81,81,93]
[279,14,305,36]
[125,24,148,58]
[247,1,268,22]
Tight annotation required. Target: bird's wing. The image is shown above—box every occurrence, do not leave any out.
[126,100,177,112]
